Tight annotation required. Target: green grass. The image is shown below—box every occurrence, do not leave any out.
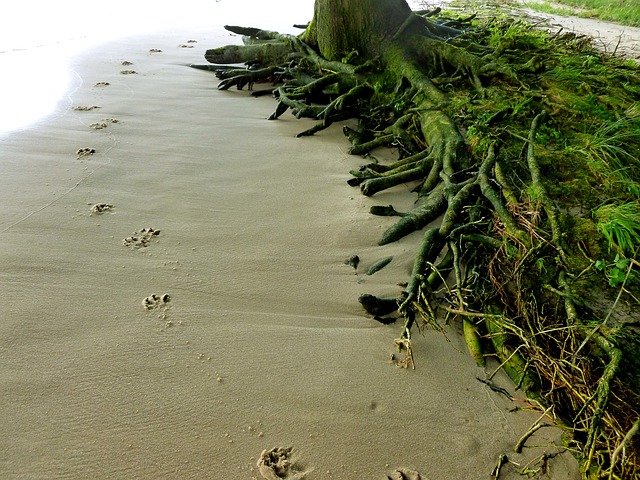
[595,202,640,254]
[566,118,640,196]
[523,1,582,17]
[523,0,640,27]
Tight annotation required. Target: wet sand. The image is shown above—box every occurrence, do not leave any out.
[0,27,580,479]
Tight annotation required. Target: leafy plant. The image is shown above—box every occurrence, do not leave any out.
[535,123,563,145]
[595,254,634,287]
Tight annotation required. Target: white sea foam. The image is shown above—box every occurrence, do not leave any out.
[0,0,436,135]
[0,0,315,135]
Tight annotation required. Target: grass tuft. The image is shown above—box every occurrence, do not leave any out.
[595,202,640,254]
[569,119,640,196]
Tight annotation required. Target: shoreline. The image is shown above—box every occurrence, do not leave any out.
[0,26,580,479]
[0,0,316,136]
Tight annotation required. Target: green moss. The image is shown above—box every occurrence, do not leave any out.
[570,216,605,261]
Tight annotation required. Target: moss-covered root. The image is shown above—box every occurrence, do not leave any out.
[378,183,447,245]
[205,43,291,65]
[360,159,433,197]
[557,271,625,474]
[514,407,553,453]
[463,318,485,367]
[270,87,325,120]
[477,158,529,244]
[352,150,431,177]
[584,344,623,472]
[485,316,539,396]
[526,113,567,259]
[319,83,374,126]
[358,248,454,323]
[217,66,281,91]
[398,147,503,319]
[402,227,444,309]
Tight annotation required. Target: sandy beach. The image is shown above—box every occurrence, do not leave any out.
[0,23,582,479]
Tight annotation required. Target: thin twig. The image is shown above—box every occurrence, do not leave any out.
[608,416,640,480]
[515,406,554,453]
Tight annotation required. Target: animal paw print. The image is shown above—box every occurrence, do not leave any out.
[76,147,96,159]
[89,118,119,130]
[258,447,310,480]
[143,293,171,310]
[90,203,114,214]
[73,105,101,111]
[123,227,160,249]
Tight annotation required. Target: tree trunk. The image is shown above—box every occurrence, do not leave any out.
[300,0,412,60]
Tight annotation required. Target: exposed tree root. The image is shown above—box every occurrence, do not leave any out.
[197,4,640,477]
